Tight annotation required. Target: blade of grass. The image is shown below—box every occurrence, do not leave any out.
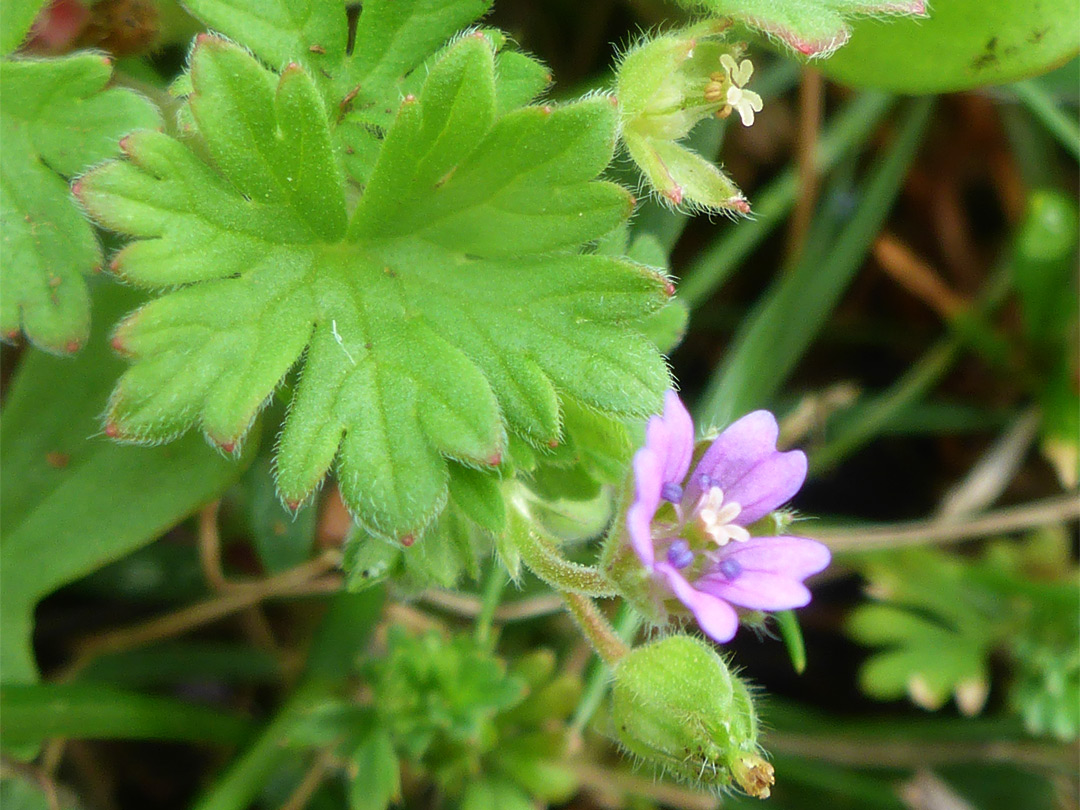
[696,98,935,428]
[75,642,282,687]
[0,683,250,746]
[677,91,895,309]
[1010,80,1080,161]
[810,263,1013,473]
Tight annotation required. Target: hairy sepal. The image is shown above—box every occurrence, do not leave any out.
[676,0,927,58]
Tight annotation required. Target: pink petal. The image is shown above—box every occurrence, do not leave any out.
[655,562,740,643]
[693,535,830,611]
[724,535,832,580]
[627,446,662,566]
[697,571,812,611]
[661,390,695,484]
[685,410,807,524]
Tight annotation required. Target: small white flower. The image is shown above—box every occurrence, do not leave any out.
[720,54,764,127]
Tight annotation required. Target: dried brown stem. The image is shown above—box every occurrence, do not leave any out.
[60,551,342,679]
[575,762,719,810]
[874,232,967,319]
[785,67,824,266]
[419,589,564,621]
[816,494,1080,553]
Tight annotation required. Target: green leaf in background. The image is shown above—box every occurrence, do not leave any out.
[348,729,400,810]
[0,0,48,55]
[460,779,534,810]
[0,285,251,685]
[0,53,159,353]
[78,33,669,543]
[1012,189,1079,348]
[0,683,251,746]
[0,774,81,810]
[240,451,318,574]
[676,0,926,57]
[821,0,1080,92]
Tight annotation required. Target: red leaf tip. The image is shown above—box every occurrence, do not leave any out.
[104,423,121,439]
[731,197,751,215]
[400,534,415,547]
[487,451,502,467]
[65,339,81,354]
[664,186,684,206]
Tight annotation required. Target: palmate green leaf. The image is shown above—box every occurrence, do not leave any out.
[79,34,670,542]
[676,0,927,57]
[0,53,159,353]
[181,0,495,186]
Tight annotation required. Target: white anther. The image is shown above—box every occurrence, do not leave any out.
[720,54,763,127]
[696,486,750,547]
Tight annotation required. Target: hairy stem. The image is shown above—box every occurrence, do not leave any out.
[513,512,616,597]
[561,593,628,666]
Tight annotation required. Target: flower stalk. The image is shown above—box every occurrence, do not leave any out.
[561,592,629,666]
[512,508,616,597]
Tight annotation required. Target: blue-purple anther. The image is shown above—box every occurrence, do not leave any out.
[666,539,695,569]
[661,482,683,503]
[716,557,742,581]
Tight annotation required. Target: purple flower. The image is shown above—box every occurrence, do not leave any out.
[627,391,831,643]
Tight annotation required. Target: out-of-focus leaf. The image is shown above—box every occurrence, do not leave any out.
[1012,189,1079,346]
[0,285,253,686]
[348,729,399,810]
[821,0,1080,92]
[0,683,250,746]
[0,0,49,55]
[0,53,159,352]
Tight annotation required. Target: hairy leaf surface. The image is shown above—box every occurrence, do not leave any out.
[79,34,670,541]
[0,53,159,353]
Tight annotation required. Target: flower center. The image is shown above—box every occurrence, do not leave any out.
[695,486,750,547]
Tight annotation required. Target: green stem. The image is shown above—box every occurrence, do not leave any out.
[1011,80,1080,161]
[513,516,616,597]
[561,593,628,666]
[570,603,641,733]
[474,561,506,646]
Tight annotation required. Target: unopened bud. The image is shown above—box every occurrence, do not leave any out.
[611,635,772,796]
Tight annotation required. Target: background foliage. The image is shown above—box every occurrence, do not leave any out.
[1,0,1077,808]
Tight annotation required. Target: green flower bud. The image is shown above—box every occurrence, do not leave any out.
[611,635,774,797]
[614,22,752,213]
